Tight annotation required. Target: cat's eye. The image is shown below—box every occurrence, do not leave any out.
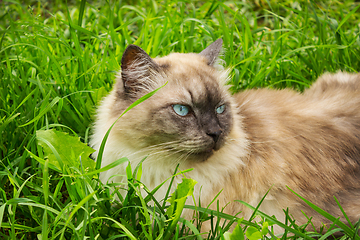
[172,104,189,116]
[216,104,226,114]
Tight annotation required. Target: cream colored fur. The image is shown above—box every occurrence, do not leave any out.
[90,41,360,234]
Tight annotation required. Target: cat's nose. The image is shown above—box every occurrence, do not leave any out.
[207,130,222,144]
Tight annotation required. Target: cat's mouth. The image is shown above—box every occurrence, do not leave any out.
[172,139,224,162]
[190,144,221,161]
[196,139,226,158]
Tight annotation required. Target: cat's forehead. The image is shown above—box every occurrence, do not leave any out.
[154,52,209,70]
[154,53,227,106]
[154,53,221,83]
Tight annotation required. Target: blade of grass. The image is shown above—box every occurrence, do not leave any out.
[95,83,167,170]
[59,191,97,240]
[237,200,315,240]
[335,5,360,32]
[288,187,360,239]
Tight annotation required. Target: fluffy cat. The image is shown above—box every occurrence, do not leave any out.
[90,39,360,233]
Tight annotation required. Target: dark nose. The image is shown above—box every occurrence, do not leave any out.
[207,130,222,144]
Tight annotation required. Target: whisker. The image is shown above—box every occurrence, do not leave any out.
[127,139,185,156]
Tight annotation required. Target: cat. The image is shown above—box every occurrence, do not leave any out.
[90,39,360,234]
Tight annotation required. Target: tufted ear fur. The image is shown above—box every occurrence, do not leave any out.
[120,45,160,98]
[199,39,223,66]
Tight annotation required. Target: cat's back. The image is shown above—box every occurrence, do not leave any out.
[305,71,360,96]
[233,72,360,167]
[234,72,360,133]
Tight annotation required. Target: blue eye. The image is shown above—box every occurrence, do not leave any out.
[216,104,226,114]
[172,104,189,116]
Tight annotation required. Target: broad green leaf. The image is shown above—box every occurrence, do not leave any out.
[166,178,197,219]
[224,232,232,240]
[261,221,269,236]
[245,226,262,240]
[164,178,197,240]
[36,129,95,175]
[224,218,245,240]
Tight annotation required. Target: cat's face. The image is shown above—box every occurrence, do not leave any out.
[110,40,234,162]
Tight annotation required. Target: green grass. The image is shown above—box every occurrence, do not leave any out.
[1,0,360,239]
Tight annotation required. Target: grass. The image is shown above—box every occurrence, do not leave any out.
[0,0,360,239]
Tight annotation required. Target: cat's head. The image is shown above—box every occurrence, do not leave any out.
[110,39,235,162]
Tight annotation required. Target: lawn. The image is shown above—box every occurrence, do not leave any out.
[1,0,360,239]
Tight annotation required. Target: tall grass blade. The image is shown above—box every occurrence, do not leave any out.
[237,200,315,240]
[95,83,167,170]
[335,5,360,32]
[288,187,360,239]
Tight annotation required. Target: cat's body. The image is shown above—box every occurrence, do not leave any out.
[90,39,360,232]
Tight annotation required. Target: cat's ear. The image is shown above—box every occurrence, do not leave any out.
[120,45,159,97]
[199,39,223,66]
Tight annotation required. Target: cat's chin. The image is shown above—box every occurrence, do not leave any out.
[189,149,215,162]
[188,141,226,162]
